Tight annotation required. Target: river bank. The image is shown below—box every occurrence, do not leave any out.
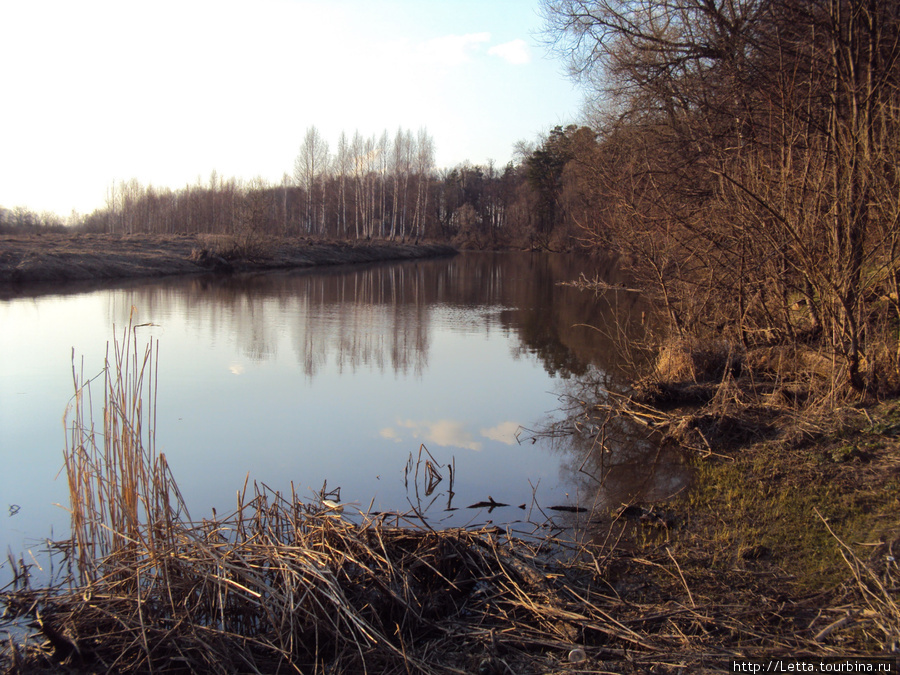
[0,233,457,287]
[3,383,898,673]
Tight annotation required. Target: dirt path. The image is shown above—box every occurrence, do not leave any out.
[0,233,456,287]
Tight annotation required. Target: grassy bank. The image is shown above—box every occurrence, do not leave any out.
[0,233,457,286]
[572,329,900,666]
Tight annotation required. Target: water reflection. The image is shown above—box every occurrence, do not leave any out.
[526,365,692,541]
[106,252,650,382]
[111,267,432,377]
[1,252,672,584]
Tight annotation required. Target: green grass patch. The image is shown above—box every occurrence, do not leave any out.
[680,437,900,593]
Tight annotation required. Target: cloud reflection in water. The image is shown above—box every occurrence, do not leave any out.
[379,418,522,452]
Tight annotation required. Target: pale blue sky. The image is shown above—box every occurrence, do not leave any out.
[0,0,583,217]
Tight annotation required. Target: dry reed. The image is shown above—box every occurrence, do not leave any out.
[2,317,898,673]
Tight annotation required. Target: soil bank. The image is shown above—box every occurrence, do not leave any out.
[0,233,457,289]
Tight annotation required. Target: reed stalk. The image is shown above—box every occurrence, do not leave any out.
[64,310,181,586]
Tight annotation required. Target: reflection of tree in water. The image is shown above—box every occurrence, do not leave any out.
[117,264,433,378]
[114,251,652,385]
[482,252,652,380]
[289,266,431,377]
[532,367,691,514]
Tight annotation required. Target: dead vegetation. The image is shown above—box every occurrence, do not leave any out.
[0,233,456,287]
[528,303,900,665]
[2,319,899,673]
[600,322,889,450]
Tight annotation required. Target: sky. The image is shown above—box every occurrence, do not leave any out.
[0,0,584,217]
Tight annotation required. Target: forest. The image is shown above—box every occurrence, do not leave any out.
[540,0,900,397]
[0,124,588,252]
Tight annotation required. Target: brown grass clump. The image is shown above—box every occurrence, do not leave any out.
[744,344,838,386]
[654,337,741,384]
[189,233,273,267]
[631,337,743,407]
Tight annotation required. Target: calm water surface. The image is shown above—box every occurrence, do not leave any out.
[0,252,687,581]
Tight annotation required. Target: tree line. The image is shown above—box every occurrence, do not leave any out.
[541,0,900,394]
[0,206,68,234]
[0,125,603,249]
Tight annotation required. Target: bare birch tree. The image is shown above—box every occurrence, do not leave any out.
[377,130,389,238]
[390,127,405,240]
[294,125,329,235]
[351,130,365,239]
[413,128,434,240]
[336,131,351,238]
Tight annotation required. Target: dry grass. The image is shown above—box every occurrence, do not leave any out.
[654,337,740,384]
[0,233,457,287]
[189,233,273,266]
[2,319,899,673]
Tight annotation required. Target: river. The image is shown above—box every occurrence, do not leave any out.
[0,251,688,583]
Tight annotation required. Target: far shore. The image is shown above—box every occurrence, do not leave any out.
[0,233,457,290]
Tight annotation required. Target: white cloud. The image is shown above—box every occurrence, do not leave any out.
[480,421,521,445]
[488,39,531,65]
[384,419,523,450]
[428,420,482,451]
[380,427,401,441]
[421,32,491,66]
[392,419,483,451]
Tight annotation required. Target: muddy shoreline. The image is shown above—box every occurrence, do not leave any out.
[0,233,457,289]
